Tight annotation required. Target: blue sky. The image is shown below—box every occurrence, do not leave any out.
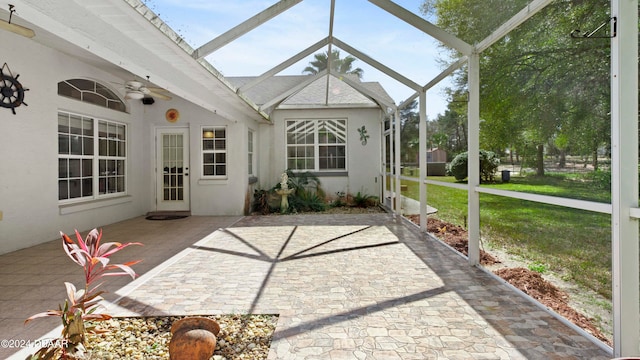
[144,0,454,118]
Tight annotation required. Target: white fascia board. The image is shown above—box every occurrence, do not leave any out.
[239,37,330,93]
[260,70,328,111]
[332,37,421,92]
[475,0,553,53]
[192,0,303,60]
[368,0,472,55]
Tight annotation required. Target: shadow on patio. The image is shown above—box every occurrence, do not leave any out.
[2,214,611,359]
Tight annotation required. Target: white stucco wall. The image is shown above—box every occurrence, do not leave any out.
[0,31,150,254]
[0,30,259,255]
[259,107,384,202]
[140,97,259,216]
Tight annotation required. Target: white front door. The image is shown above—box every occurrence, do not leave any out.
[156,127,190,211]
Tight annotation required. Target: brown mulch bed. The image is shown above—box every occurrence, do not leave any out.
[408,216,500,265]
[406,215,611,346]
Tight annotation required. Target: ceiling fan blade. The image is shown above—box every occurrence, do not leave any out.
[0,19,35,38]
[149,90,172,101]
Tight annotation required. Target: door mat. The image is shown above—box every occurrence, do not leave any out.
[145,212,190,221]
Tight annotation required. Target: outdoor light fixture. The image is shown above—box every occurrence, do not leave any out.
[124,90,144,100]
[0,5,35,38]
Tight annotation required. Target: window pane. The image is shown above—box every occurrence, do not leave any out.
[214,139,225,150]
[215,153,226,163]
[58,80,125,113]
[204,165,214,176]
[82,159,92,177]
[70,137,82,155]
[82,178,93,197]
[59,135,69,154]
[99,139,107,156]
[69,179,81,198]
[69,115,83,135]
[117,177,125,192]
[84,137,94,155]
[119,141,126,157]
[59,159,68,178]
[216,165,226,176]
[83,118,93,136]
[58,113,69,133]
[59,180,68,200]
[108,140,117,156]
[68,159,81,177]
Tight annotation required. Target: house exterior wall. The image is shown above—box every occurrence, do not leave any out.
[0,31,150,254]
[140,97,257,216]
[259,107,383,202]
[0,31,257,255]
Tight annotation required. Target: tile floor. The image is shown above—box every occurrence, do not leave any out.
[1,213,612,359]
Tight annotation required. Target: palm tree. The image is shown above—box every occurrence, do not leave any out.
[302,49,364,79]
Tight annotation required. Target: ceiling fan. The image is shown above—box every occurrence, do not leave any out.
[122,77,172,102]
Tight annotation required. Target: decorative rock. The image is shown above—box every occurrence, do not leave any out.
[169,317,221,360]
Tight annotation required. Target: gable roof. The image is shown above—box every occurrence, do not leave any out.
[227,74,394,111]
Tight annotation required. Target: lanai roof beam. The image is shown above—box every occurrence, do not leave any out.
[368,0,472,55]
[238,37,330,93]
[332,37,421,92]
[192,0,303,60]
[475,0,554,53]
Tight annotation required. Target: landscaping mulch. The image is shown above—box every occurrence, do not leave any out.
[406,215,611,346]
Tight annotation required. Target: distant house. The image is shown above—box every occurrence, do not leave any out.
[0,2,393,255]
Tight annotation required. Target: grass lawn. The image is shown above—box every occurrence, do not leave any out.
[399,173,612,300]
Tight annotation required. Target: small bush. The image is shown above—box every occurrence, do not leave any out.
[447,150,500,183]
[289,189,326,212]
[252,189,272,214]
[585,169,611,191]
[331,191,347,208]
[352,191,377,208]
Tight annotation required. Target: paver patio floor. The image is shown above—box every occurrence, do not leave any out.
[2,214,611,359]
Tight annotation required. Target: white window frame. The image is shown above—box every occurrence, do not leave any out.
[201,126,227,178]
[248,129,255,176]
[58,111,127,203]
[286,118,347,172]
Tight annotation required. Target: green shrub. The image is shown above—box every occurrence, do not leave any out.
[447,150,500,182]
[585,169,611,191]
[352,191,377,208]
[289,189,326,212]
[252,189,272,214]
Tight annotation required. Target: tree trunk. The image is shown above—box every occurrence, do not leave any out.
[536,144,545,176]
[558,150,566,168]
[592,148,598,171]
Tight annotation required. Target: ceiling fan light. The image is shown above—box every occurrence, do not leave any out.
[126,80,143,89]
[125,90,144,100]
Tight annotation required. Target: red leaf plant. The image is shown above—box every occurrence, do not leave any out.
[25,228,142,359]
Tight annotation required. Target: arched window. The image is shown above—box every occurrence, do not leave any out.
[58,79,126,112]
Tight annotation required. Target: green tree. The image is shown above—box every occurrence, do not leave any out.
[399,100,420,163]
[422,0,611,175]
[303,49,364,79]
